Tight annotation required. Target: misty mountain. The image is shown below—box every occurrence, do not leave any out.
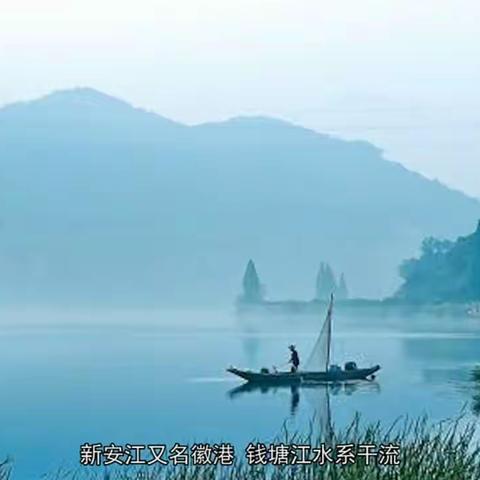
[0,88,479,306]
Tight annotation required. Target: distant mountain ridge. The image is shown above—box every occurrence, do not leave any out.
[0,88,478,306]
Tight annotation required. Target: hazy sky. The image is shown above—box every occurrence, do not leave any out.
[1,0,479,197]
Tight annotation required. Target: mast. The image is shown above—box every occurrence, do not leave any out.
[326,294,334,369]
[305,293,335,373]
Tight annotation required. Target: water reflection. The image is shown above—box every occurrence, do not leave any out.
[403,335,480,397]
[241,329,260,366]
[291,385,300,416]
[227,380,380,442]
[227,381,380,418]
[228,382,303,416]
[227,380,380,401]
[404,337,480,364]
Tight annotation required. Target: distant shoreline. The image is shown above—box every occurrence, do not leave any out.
[236,298,480,317]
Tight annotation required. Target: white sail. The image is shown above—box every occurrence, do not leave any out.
[305,294,334,372]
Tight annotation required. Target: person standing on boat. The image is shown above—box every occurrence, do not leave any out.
[289,345,300,372]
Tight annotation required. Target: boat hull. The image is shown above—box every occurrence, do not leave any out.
[227,365,381,384]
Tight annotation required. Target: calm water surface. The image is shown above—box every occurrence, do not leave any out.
[0,306,479,478]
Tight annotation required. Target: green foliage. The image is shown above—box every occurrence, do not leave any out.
[396,220,480,303]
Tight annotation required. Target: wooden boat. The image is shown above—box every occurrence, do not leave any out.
[227,365,380,384]
[227,294,381,385]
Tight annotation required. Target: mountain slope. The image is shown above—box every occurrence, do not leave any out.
[0,88,478,305]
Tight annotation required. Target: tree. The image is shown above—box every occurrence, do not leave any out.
[240,259,264,303]
[420,237,454,257]
[395,220,480,303]
[315,262,337,301]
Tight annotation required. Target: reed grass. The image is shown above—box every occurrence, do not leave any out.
[2,415,480,479]
[0,459,11,480]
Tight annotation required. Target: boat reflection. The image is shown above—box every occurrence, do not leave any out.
[228,379,380,399]
[228,380,380,418]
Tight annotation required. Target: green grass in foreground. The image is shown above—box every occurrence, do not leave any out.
[2,415,480,479]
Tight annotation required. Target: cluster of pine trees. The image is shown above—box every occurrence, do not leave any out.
[239,259,348,304]
[240,219,480,305]
[315,262,348,301]
[396,220,480,303]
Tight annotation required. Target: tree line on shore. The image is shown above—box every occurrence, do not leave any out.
[239,219,480,305]
[239,259,348,304]
[396,220,480,303]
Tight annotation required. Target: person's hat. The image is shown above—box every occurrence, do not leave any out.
[289,344,296,350]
